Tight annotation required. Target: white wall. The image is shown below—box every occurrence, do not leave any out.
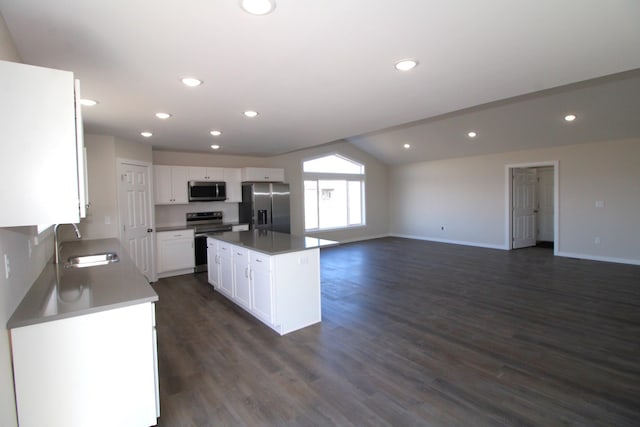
[0,13,31,427]
[269,141,390,242]
[152,142,390,242]
[390,138,640,264]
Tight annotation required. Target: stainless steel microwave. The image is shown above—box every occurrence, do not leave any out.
[188,181,227,202]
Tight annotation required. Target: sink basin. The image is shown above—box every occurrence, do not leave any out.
[65,252,119,268]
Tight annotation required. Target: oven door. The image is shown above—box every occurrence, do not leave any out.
[194,234,209,272]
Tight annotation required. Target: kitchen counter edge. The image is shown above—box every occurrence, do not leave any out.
[206,230,339,256]
[7,238,158,329]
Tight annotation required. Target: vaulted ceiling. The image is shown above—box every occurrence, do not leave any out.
[1,1,639,164]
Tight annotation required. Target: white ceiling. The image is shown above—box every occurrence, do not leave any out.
[1,0,639,164]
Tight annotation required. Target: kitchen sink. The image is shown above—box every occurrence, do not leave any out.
[65,252,119,268]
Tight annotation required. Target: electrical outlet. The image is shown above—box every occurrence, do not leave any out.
[594,237,601,244]
[595,200,604,208]
[4,254,10,279]
[105,216,111,225]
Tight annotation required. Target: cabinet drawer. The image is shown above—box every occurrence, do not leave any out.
[233,245,249,259]
[250,252,272,271]
[218,241,233,257]
[156,229,194,241]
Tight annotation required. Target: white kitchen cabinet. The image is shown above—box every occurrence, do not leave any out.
[233,246,252,310]
[209,236,321,335]
[188,166,224,181]
[218,241,234,298]
[11,302,158,427]
[0,60,86,227]
[241,167,285,182]
[250,252,274,325]
[156,229,194,277]
[154,165,188,204]
[223,168,242,203]
[207,238,220,288]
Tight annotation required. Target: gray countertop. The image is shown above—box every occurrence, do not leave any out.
[206,230,339,255]
[7,238,158,329]
[156,222,247,233]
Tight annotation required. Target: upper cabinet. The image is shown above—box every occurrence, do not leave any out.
[154,165,188,204]
[223,168,242,203]
[188,167,223,182]
[241,167,285,182]
[0,60,86,227]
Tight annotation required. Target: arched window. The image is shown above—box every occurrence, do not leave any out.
[303,154,365,231]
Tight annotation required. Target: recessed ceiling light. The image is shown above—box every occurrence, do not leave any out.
[564,114,577,122]
[140,131,153,138]
[211,144,220,150]
[467,131,477,138]
[244,110,259,118]
[240,0,276,15]
[403,143,411,149]
[155,112,171,119]
[181,77,203,87]
[80,99,98,107]
[210,130,222,136]
[394,59,419,71]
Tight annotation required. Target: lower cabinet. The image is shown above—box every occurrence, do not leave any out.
[218,241,234,298]
[207,237,321,335]
[233,246,251,310]
[250,252,274,324]
[206,238,219,288]
[10,303,159,427]
[156,229,194,278]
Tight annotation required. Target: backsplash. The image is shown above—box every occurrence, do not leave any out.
[154,202,239,227]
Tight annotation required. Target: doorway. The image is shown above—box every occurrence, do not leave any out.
[506,161,558,255]
[117,158,156,282]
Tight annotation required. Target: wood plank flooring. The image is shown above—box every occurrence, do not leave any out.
[152,237,640,426]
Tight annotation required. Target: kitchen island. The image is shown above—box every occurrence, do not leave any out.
[7,238,159,427]
[207,230,338,335]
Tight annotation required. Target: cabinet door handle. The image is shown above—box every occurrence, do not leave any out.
[256,259,262,263]
[250,269,253,280]
[245,267,249,278]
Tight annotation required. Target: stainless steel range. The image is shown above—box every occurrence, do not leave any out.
[187,211,232,273]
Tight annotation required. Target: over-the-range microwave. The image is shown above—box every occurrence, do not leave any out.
[188,180,227,202]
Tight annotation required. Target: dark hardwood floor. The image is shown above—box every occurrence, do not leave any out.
[152,237,640,426]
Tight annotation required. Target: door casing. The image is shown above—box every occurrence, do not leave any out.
[505,161,559,255]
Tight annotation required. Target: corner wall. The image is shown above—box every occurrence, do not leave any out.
[389,138,640,264]
[269,141,390,242]
[0,12,30,427]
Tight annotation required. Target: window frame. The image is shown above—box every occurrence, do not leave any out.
[302,153,366,232]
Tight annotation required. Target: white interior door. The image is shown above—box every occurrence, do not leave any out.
[118,161,154,281]
[512,168,537,249]
[536,167,554,242]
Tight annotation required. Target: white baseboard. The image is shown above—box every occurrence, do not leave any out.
[335,233,391,244]
[156,268,195,279]
[557,251,640,266]
[391,234,507,250]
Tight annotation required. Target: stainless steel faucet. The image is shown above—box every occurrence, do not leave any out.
[54,223,82,264]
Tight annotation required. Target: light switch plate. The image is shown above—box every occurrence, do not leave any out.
[595,200,604,208]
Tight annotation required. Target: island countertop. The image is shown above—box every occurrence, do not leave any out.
[7,238,158,329]
[206,230,338,255]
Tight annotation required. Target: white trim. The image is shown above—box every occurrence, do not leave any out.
[505,161,559,256]
[392,234,507,250]
[116,158,157,282]
[557,251,640,266]
[324,233,391,244]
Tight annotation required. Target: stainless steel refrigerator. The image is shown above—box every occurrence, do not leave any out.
[239,182,291,233]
